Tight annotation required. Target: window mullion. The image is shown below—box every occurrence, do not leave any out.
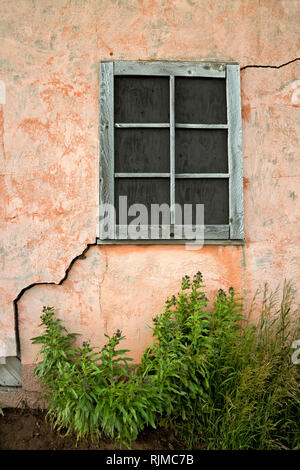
[170,75,175,225]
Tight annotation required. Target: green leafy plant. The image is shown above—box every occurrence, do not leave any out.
[140,273,211,428]
[140,273,245,447]
[31,307,163,446]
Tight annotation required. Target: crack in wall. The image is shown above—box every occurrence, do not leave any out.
[241,57,300,71]
[13,241,98,359]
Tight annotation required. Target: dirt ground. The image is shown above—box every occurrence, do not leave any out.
[0,408,186,450]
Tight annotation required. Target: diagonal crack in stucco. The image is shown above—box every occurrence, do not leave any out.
[241,57,300,71]
[13,241,98,359]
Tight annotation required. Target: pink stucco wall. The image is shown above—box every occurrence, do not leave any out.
[0,0,299,401]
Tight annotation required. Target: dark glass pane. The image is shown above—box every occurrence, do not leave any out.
[176,129,228,173]
[115,76,169,123]
[175,179,229,225]
[115,178,170,224]
[115,128,170,173]
[175,77,227,124]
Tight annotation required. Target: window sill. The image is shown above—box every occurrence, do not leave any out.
[96,238,245,246]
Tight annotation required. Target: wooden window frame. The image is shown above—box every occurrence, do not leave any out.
[98,61,244,245]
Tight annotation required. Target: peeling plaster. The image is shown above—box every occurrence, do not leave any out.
[0,81,5,104]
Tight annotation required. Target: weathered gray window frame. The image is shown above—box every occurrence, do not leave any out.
[98,61,244,245]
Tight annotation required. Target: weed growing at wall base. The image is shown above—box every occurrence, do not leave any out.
[31,308,162,446]
[31,277,300,449]
[200,281,300,450]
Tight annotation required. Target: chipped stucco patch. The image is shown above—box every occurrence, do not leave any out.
[0,81,5,104]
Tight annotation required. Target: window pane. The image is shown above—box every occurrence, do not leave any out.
[115,178,170,224]
[175,179,229,225]
[175,77,227,124]
[176,129,228,173]
[115,128,170,173]
[115,76,169,123]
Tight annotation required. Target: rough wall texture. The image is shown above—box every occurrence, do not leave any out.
[0,0,299,404]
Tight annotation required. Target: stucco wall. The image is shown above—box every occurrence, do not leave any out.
[0,0,299,403]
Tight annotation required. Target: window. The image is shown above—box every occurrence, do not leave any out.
[98,61,243,244]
